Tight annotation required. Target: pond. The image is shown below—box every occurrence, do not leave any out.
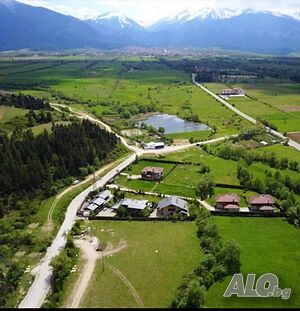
[136,114,210,134]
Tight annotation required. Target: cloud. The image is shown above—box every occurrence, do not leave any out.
[17,0,300,24]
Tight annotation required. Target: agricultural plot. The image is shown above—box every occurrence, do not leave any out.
[79,221,202,308]
[206,217,300,308]
[205,82,300,133]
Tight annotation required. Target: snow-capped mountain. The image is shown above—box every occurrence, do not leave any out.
[1,2,300,54]
[87,10,140,29]
[147,9,300,54]
[85,11,146,46]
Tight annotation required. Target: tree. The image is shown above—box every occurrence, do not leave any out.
[217,241,241,274]
[287,203,300,227]
[173,276,207,309]
[197,175,215,200]
[158,127,165,134]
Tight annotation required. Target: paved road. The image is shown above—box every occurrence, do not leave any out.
[19,153,137,308]
[192,74,300,151]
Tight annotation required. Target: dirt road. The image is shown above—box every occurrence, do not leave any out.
[65,237,128,308]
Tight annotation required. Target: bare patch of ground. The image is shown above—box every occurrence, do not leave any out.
[288,132,300,144]
[173,139,190,145]
[282,105,300,112]
[42,221,54,233]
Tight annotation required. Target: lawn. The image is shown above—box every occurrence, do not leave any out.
[79,220,202,308]
[206,217,300,308]
[125,159,175,176]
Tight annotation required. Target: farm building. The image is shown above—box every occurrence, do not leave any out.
[219,88,245,97]
[141,166,164,181]
[157,196,189,217]
[141,141,165,150]
[249,194,275,212]
[215,193,240,211]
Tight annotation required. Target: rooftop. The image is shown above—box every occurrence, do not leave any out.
[142,166,164,174]
[157,196,188,211]
[216,193,240,204]
[249,194,275,205]
[121,198,149,210]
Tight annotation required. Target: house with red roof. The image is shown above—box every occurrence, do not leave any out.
[215,193,240,212]
[249,194,275,212]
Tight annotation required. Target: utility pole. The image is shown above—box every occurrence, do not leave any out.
[102,251,105,272]
[92,170,97,192]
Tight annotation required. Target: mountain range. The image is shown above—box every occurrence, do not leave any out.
[1,0,300,54]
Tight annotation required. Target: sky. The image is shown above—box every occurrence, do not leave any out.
[17,0,300,25]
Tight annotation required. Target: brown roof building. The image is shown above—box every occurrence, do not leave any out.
[141,166,164,181]
[249,194,275,212]
[216,193,240,211]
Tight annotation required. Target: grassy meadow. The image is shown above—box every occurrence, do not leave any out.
[79,220,202,308]
[206,217,300,308]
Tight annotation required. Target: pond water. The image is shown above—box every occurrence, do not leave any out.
[137,114,210,134]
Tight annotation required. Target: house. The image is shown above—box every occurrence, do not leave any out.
[157,196,189,217]
[118,198,149,211]
[141,166,164,181]
[249,194,275,212]
[215,193,240,211]
[142,141,165,150]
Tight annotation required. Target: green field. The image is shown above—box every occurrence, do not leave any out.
[80,220,202,308]
[255,144,300,164]
[0,58,251,137]
[206,217,300,308]
[0,106,27,123]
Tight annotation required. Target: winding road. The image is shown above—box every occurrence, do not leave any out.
[192,73,300,151]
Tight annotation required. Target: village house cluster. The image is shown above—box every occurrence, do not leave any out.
[78,164,277,220]
[216,193,275,213]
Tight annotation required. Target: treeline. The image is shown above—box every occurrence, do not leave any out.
[172,208,241,308]
[0,120,119,216]
[160,56,300,82]
[0,93,50,110]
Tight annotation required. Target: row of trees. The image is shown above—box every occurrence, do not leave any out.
[172,208,241,308]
